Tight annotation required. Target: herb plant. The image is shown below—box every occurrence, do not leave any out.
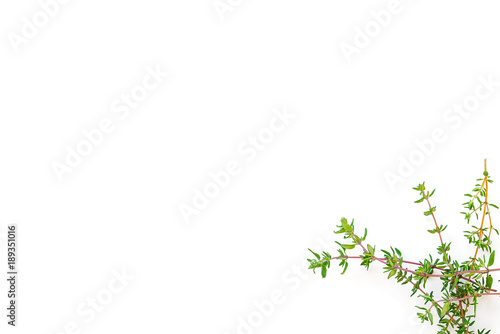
[308,160,499,334]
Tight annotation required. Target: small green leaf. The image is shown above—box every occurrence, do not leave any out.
[341,217,353,233]
[441,301,450,316]
[490,203,499,209]
[486,275,493,289]
[488,251,495,267]
[395,248,402,257]
[308,248,320,260]
[340,262,348,275]
[451,276,458,290]
[321,263,327,278]
[387,270,397,279]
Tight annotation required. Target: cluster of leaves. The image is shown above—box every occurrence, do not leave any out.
[307,161,499,334]
[461,171,499,255]
[307,217,369,276]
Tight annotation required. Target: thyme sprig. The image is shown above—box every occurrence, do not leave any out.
[308,160,499,334]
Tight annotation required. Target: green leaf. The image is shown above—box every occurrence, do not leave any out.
[441,301,450,316]
[308,248,320,260]
[387,270,397,279]
[415,198,424,203]
[395,248,402,257]
[436,306,442,318]
[488,251,495,267]
[428,312,433,325]
[490,203,499,209]
[341,244,356,250]
[451,276,458,290]
[340,262,348,275]
[341,217,353,233]
[486,275,493,289]
[367,244,375,255]
[321,263,327,278]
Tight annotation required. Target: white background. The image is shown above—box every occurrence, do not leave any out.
[1,0,500,333]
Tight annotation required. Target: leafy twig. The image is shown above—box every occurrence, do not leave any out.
[307,160,499,334]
